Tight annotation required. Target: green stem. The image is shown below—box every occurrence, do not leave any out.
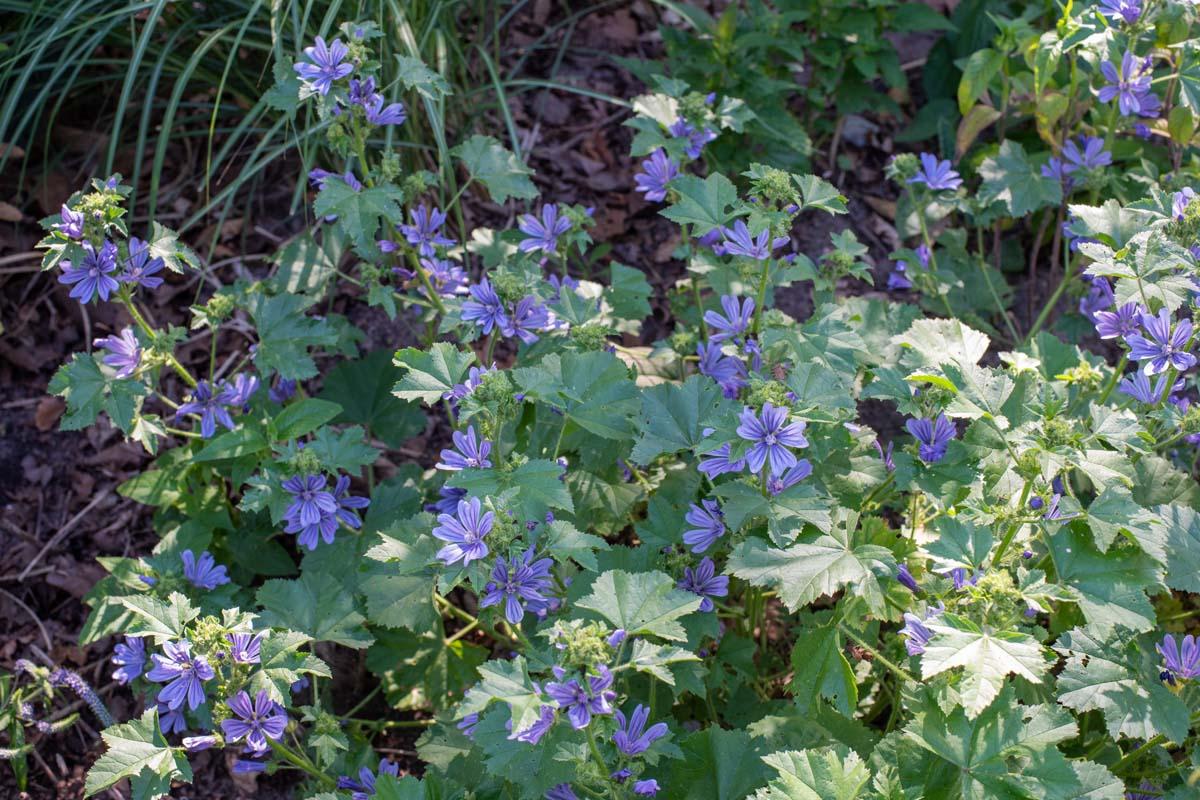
[1097,355,1128,405]
[269,739,335,788]
[1111,734,1166,775]
[837,624,918,684]
[990,481,1033,567]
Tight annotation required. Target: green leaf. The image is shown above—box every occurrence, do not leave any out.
[269,232,339,294]
[361,563,439,632]
[577,570,701,641]
[627,639,700,686]
[272,398,342,441]
[395,55,452,100]
[754,747,871,800]
[957,48,1004,115]
[303,425,379,473]
[257,572,373,649]
[393,343,477,404]
[541,519,609,571]
[789,624,858,716]
[793,174,848,215]
[715,481,834,543]
[726,532,892,614]
[313,176,405,252]
[320,349,425,447]
[920,613,1049,718]
[84,709,191,800]
[660,173,739,234]
[1086,486,1162,554]
[784,363,855,423]
[894,317,989,369]
[607,262,653,321]
[147,221,200,273]
[49,352,147,434]
[1175,40,1200,114]
[448,458,574,519]
[668,727,772,800]
[631,376,736,463]
[248,292,338,381]
[120,592,199,642]
[512,351,639,440]
[373,774,429,800]
[1049,528,1163,633]
[1154,504,1200,592]
[1054,626,1190,743]
[191,426,267,462]
[459,656,546,735]
[452,135,537,204]
[247,630,332,703]
[978,140,1062,217]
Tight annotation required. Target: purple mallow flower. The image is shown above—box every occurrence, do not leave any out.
[613,704,668,756]
[59,240,120,303]
[767,460,812,495]
[1125,308,1196,375]
[697,441,746,478]
[889,245,929,291]
[1098,52,1153,117]
[227,632,264,664]
[1079,276,1115,319]
[269,377,297,403]
[510,703,556,744]
[175,380,235,439]
[183,734,219,752]
[282,475,338,528]
[119,237,165,289]
[1119,371,1182,405]
[704,295,755,342]
[338,760,401,800]
[146,640,214,711]
[635,148,678,202]
[462,278,509,334]
[634,779,660,796]
[432,496,494,566]
[900,605,943,656]
[56,204,84,239]
[159,703,186,735]
[111,636,146,684]
[1157,634,1200,682]
[426,485,467,515]
[480,547,554,624]
[697,343,747,398]
[736,402,809,475]
[677,557,728,612]
[1099,0,1141,24]
[1174,187,1196,221]
[546,785,579,800]
[399,206,455,257]
[545,665,616,729]
[364,94,406,126]
[94,327,141,378]
[1062,136,1112,172]
[444,364,492,405]
[907,153,962,191]
[683,499,725,554]
[219,373,259,412]
[437,426,493,471]
[518,204,572,255]
[897,564,920,593]
[181,550,229,591]
[419,257,468,297]
[504,296,551,344]
[906,414,956,463]
[1094,302,1142,340]
[719,221,788,260]
[332,475,369,529]
[221,690,287,755]
[668,118,717,159]
[294,36,353,95]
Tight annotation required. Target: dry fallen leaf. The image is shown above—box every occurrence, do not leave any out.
[34,396,65,431]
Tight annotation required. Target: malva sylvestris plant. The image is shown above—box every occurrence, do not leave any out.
[7,6,1200,799]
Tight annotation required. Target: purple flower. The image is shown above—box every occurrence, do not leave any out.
[613,704,668,756]
[697,442,746,478]
[546,785,579,800]
[219,373,260,412]
[509,704,556,744]
[545,666,616,729]
[719,220,788,260]
[896,564,920,593]
[1125,308,1196,374]
[227,633,263,664]
[518,204,572,255]
[347,76,378,107]
[221,690,287,755]
[331,475,370,529]
[900,605,943,656]
[767,460,812,495]
[420,257,468,297]
[111,636,146,684]
[432,496,494,566]
[668,118,717,159]
[1119,370,1182,405]
[444,364,492,406]
[1157,633,1200,681]
[337,759,400,800]
[175,380,236,439]
[294,36,353,95]
[462,278,510,334]
[119,237,165,289]
[874,439,895,471]
[736,402,809,475]
[183,734,219,752]
[1099,0,1141,24]
[907,153,962,190]
[55,204,84,239]
[282,475,338,528]
[457,713,480,739]
[269,377,297,403]
[59,240,120,303]
[504,296,551,344]
[634,149,678,202]
[181,550,229,591]
[697,343,747,398]
[364,95,407,126]
[1099,52,1153,117]
[158,703,187,734]
[1125,781,1159,800]
[906,414,956,463]
[426,485,467,515]
[480,548,554,624]
[1094,302,1142,339]
[683,499,725,554]
[437,426,493,471]
[233,758,267,773]
[1079,276,1115,319]
[399,206,455,257]
[1062,136,1112,172]
[146,640,214,711]
[94,328,141,378]
[606,629,627,647]
[633,779,660,796]
[704,295,755,342]
[948,567,978,590]
[1041,157,1072,187]
[677,557,728,613]
[1173,187,1196,221]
